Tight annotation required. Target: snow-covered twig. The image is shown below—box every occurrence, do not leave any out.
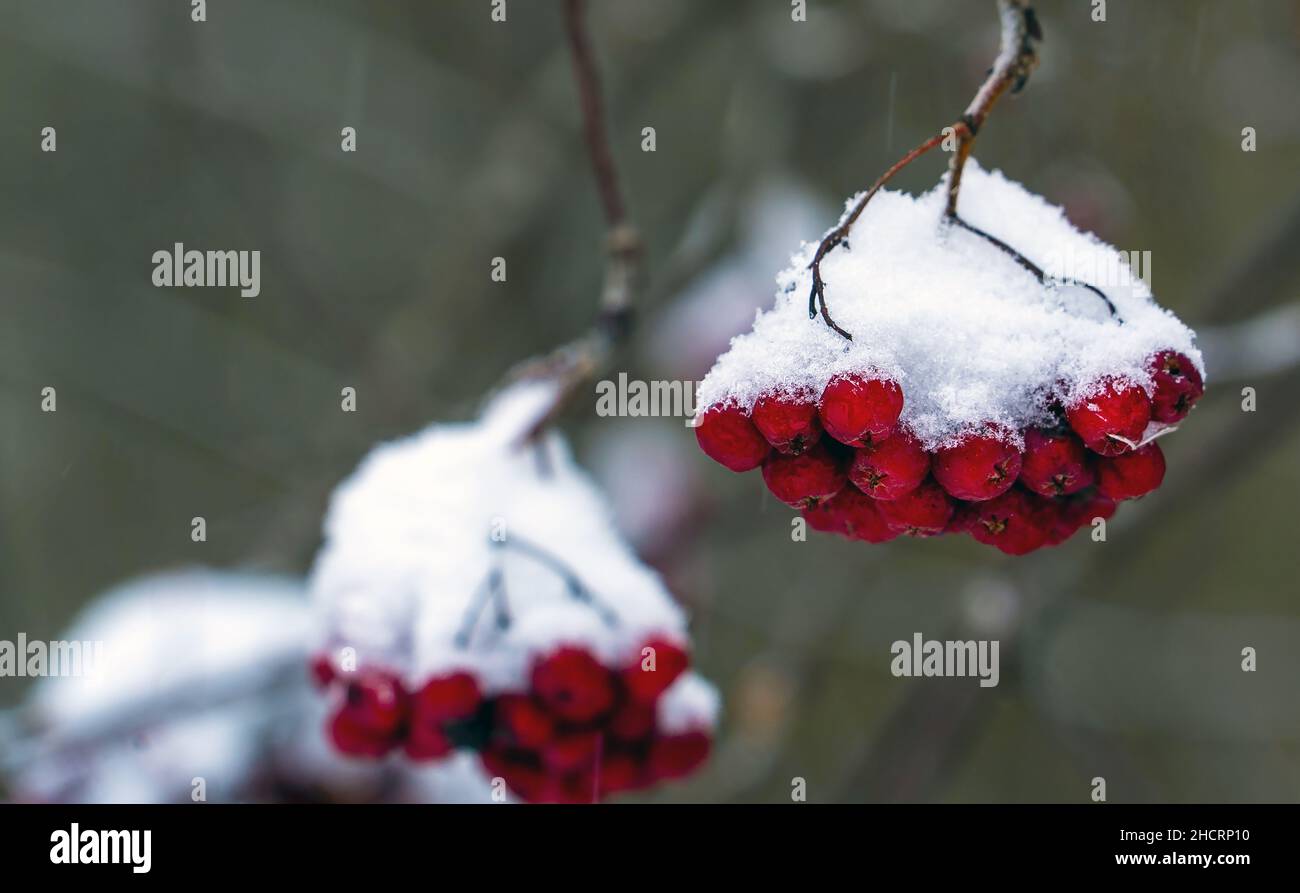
[807,0,1041,339]
[0,643,307,779]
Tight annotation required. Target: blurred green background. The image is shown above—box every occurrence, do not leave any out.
[1,0,1298,801]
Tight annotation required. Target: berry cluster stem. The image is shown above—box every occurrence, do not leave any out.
[808,0,1041,340]
[512,0,642,445]
[950,216,1120,320]
[454,533,620,650]
[501,535,620,627]
[944,0,1041,220]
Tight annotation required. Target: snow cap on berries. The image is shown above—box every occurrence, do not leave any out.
[694,162,1202,451]
[310,382,703,699]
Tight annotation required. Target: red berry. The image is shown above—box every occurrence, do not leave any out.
[818,374,903,446]
[496,695,556,749]
[596,750,646,795]
[411,672,481,724]
[1046,490,1117,545]
[932,431,1023,501]
[965,489,1050,555]
[542,730,602,774]
[1096,442,1166,500]
[402,672,480,762]
[609,699,656,742]
[875,478,954,536]
[647,731,711,781]
[403,722,454,761]
[751,391,823,455]
[802,486,900,543]
[340,669,408,738]
[1066,378,1151,455]
[622,637,689,704]
[328,709,399,759]
[694,403,770,472]
[761,441,847,508]
[1148,351,1204,423]
[1018,429,1094,497]
[481,746,549,803]
[309,652,336,688]
[531,647,616,725]
[849,430,930,500]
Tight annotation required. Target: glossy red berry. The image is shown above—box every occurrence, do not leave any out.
[1018,429,1094,496]
[1148,351,1204,423]
[411,672,481,723]
[647,731,711,781]
[965,489,1050,555]
[597,750,646,794]
[818,374,903,446]
[609,699,656,742]
[1066,378,1151,455]
[761,441,847,508]
[329,709,399,759]
[402,672,480,761]
[403,722,454,760]
[751,391,823,455]
[622,637,689,704]
[803,485,900,543]
[1096,442,1166,500]
[328,668,408,758]
[495,695,556,749]
[932,431,1023,501]
[875,478,954,536]
[481,746,549,803]
[694,403,770,472]
[1046,489,1118,545]
[542,730,602,774]
[531,647,616,725]
[341,669,407,737]
[849,430,930,500]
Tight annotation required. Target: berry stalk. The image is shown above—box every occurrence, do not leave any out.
[807,0,1041,340]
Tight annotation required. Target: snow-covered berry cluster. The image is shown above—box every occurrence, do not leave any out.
[310,383,718,802]
[314,637,708,803]
[694,163,1205,554]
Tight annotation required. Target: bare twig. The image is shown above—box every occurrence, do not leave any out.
[807,130,952,339]
[944,0,1041,218]
[951,216,1119,319]
[513,0,642,443]
[807,0,1041,340]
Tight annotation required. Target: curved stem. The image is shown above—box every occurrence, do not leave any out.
[949,216,1120,320]
[498,534,620,627]
[807,0,1041,340]
[945,0,1041,218]
[511,0,642,445]
[808,127,957,339]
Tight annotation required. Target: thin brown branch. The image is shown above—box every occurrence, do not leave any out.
[512,0,643,444]
[563,0,625,228]
[807,0,1040,340]
[808,128,955,339]
[945,0,1041,218]
[951,216,1119,319]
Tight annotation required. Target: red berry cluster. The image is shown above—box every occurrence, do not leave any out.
[695,350,1202,553]
[313,638,710,803]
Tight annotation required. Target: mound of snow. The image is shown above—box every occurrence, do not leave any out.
[696,161,1202,450]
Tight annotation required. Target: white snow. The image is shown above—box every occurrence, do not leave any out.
[32,569,312,726]
[15,570,500,803]
[311,382,719,734]
[695,162,1203,450]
